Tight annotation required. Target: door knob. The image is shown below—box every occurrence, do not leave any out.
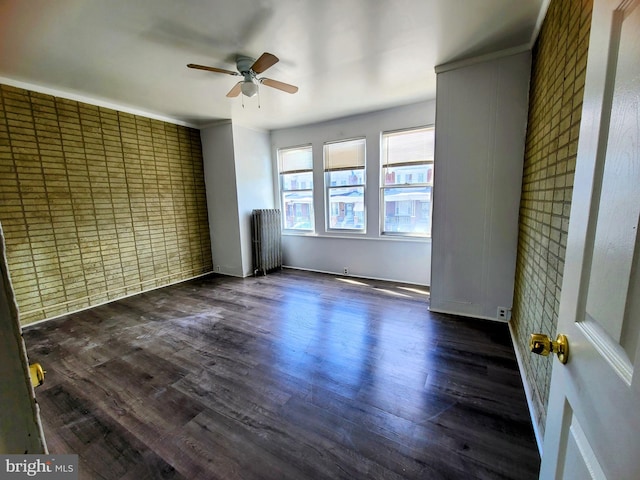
[29,362,46,388]
[529,333,569,364]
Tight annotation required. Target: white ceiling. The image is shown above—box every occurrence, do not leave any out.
[0,0,546,130]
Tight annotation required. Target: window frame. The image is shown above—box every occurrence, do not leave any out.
[380,126,434,238]
[278,144,315,233]
[323,137,367,233]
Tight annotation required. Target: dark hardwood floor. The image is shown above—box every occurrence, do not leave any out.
[23,269,539,480]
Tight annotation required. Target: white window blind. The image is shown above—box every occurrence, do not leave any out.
[324,138,365,172]
[382,127,434,167]
[279,146,312,173]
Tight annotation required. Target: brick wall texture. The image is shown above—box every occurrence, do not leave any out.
[0,84,212,324]
[511,0,593,436]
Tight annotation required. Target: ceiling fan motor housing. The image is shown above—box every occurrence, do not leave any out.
[236,55,256,76]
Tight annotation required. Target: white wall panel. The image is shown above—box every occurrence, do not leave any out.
[200,123,244,277]
[232,125,275,276]
[430,51,531,320]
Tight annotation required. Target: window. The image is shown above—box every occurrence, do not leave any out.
[278,145,314,231]
[381,127,434,236]
[324,138,366,231]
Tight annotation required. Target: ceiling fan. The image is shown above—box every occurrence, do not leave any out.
[187,52,298,98]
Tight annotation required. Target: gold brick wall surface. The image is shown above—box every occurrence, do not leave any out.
[511,0,592,436]
[0,84,212,324]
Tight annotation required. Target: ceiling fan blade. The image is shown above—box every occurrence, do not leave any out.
[187,64,239,76]
[226,82,242,97]
[261,78,298,94]
[251,52,279,74]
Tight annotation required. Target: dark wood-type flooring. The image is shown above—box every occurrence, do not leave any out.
[24,269,539,480]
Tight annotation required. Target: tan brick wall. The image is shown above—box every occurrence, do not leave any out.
[511,0,592,436]
[0,84,212,324]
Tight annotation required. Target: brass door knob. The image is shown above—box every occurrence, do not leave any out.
[29,362,46,388]
[529,333,569,364]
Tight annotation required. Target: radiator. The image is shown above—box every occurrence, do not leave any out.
[251,209,282,276]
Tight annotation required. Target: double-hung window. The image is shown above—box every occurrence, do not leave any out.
[381,127,434,236]
[278,145,314,231]
[324,138,366,231]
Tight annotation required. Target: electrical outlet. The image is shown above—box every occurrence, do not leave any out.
[343,267,349,275]
[214,265,221,272]
[497,307,511,320]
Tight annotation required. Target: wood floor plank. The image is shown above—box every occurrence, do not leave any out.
[24,269,539,479]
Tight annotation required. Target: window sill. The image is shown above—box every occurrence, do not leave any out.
[282,231,431,243]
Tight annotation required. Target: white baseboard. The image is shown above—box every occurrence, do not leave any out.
[427,306,506,323]
[508,320,544,456]
[281,265,429,287]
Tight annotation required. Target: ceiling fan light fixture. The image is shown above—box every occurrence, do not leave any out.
[241,81,258,98]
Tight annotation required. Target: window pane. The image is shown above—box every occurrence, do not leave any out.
[283,191,313,230]
[383,164,433,186]
[282,171,313,190]
[328,186,365,230]
[383,186,432,235]
[328,168,365,187]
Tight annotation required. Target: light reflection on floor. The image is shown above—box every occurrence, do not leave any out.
[276,289,371,397]
[336,277,430,298]
[274,279,435,422]
[397,286,430,296]
[335,278,370,287]
[372,288,411,298]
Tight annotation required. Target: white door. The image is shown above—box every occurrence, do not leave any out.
[0,223,47,453]
[539,0,640,478]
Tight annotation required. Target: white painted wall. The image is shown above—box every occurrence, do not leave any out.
[200,122,244,277]
[430,51,531,320]
[282,235,430,285]
[232,125,275,276]
[201,123,274,277]
[271,101,435,285]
